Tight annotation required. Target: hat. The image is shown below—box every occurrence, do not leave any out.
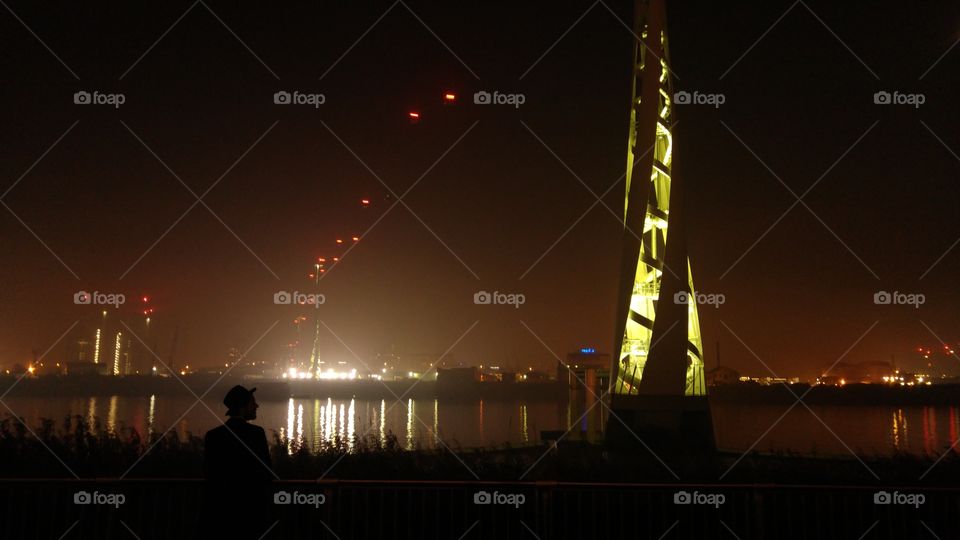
[223,385,257,416]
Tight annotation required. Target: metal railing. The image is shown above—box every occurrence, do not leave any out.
[1,479,956,539]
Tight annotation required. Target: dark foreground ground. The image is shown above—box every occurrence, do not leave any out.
[1,416,958,538]
[3,477,955,540]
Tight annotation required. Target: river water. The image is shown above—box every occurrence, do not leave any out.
[3,395,959,458]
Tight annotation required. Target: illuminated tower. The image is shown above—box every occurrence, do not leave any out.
[93,328,102,364]
[308,262,323,379]
[112,331,123,376]
[611,0,705,399]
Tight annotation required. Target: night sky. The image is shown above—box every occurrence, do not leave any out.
[1,1,958,380]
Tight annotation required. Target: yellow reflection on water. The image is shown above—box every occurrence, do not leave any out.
[325,398,334,445]
[107,395,118,433]
[347,399,355,452]
[521,404,529,444]
[296,403,304,449]
[891,408,908,451]
[86,397,96,428]
[379,399,386,448]
[312,399,321,452]
[433,399,439,446]
[319,402,326,446]
[147,395,156,435]
[406,399,414,450]
[285,398,295,454]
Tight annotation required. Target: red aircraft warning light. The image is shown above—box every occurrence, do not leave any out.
[333,257,339,262]
[443,92,456,104]
[318,257,326,263]
[336,239,343,244]
[142,296,149,303]
[361,198,371,207]
[352,236,359,242]
[408,111,420,123]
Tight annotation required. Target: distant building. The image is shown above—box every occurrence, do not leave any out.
[437,367,480,385]
[522,370,552,383]
[739,376,800,386]
[821,361,894,384]
[705,366,740,386]
[65,362,111,376]
[559,350,611,394]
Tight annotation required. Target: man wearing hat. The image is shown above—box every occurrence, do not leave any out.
[200,385,273,538]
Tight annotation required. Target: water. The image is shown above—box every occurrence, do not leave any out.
[3,395,960,458]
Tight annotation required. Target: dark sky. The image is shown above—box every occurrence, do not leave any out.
[1,1,958,380]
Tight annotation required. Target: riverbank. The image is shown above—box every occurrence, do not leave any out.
[6,375,960,405]
[1,414,958,485]
[0,374,566,401]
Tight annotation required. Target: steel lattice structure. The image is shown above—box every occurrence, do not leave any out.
[611,0,705,398]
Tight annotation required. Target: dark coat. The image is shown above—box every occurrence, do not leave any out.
[203,418,273,482]
[199,418,274,539]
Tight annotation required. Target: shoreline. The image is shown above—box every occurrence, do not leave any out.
[5,375,960,406]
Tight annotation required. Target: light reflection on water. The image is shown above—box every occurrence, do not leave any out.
[892,408,907,451]
[8,395,960,457]
[147,395,156,435]
[379,399,385,447]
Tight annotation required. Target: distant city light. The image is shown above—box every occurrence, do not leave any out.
[93,328,101,364]
[318,368,357,380]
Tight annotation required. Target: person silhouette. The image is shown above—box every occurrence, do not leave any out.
[199,385,274,538]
